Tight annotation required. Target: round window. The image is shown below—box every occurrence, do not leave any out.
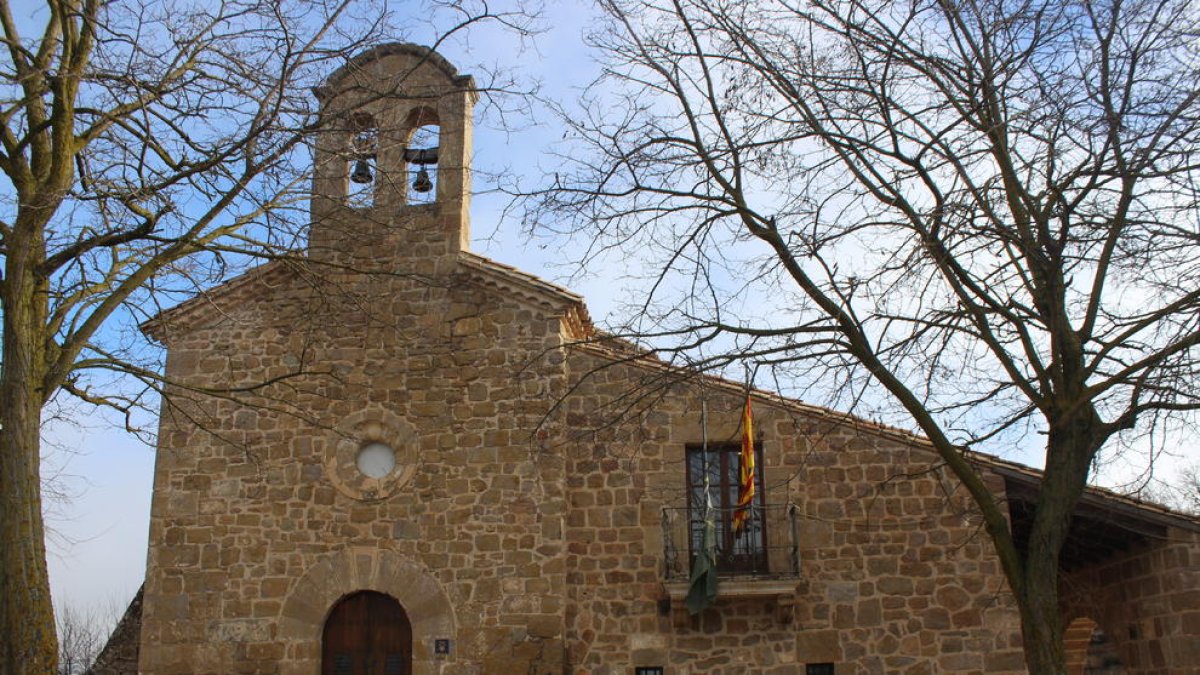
[355,442,396,479]
[325,411,417,501]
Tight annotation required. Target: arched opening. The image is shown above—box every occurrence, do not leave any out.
[1065,617,1126,675]
[405,124,440,204]
[322,591,412,675]
[345,113,378,208]
[403,108,440,205]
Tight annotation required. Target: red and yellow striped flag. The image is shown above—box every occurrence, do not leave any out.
[732,394,755,534]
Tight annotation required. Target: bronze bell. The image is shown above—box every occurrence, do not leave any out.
[412,166,433,193]
[350,158,373,184]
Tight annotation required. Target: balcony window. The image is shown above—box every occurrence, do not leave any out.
[663,444,801,583]
[661,444,801,625]
[685,442,768,574]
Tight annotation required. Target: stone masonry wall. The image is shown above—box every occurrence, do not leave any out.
[86,586,143,675]
[1062,527,1200,674]
[140,243,572,673]
[558,349,1027,674]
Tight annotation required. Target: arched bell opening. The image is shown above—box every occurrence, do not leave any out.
[402,108,440,205]
[345,112,379,209]
[322,590,412,675]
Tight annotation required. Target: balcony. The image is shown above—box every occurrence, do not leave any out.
[660,503,801,626]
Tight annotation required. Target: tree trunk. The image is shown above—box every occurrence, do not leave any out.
[1,231,59,673]
[1018,566,1068,675]
[1010,417,1099,675]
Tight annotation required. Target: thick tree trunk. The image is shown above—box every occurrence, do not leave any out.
[0,413,57,674]
[1009,417,1099,675]
[1017,566,1068,675]
[1,231,59,673]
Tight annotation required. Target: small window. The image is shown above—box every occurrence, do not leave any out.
[355,442,396,479]
[806,664,835,675]
[634,668,665,675]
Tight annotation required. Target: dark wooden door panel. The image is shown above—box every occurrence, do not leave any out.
[322,591,412,675]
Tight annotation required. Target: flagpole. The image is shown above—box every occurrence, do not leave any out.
[686,396,719,615]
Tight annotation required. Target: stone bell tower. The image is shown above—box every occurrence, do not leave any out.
[309,44,476,270]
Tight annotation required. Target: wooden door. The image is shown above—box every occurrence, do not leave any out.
[322,591,412,675]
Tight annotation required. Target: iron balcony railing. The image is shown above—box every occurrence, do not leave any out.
[661,503,801,581]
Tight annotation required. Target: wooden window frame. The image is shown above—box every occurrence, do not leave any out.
[685,442,768,575]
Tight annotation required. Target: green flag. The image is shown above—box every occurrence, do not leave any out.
[685,497,719,615]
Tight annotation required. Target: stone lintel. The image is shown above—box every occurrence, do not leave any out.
[662,579,800,627]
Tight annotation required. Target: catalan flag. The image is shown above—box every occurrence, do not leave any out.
[732,394,755,534]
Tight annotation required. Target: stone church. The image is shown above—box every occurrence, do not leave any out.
[94,44,1200,674]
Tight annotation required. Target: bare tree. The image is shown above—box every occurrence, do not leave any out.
[0,1,537,672]
[55,603,104,675]
[55,594,126,675]
[1175,466,1200,514]
[1128,462,1200,515]
[523,0,1200,672]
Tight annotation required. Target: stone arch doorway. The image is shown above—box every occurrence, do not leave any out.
[1065,617,1126,675]
[277,548,457,675]
[322,591,412,675]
